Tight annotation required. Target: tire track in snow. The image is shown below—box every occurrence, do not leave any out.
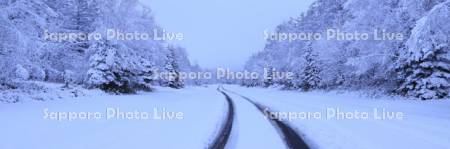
[209,86,235,149]
[223,87,310,149]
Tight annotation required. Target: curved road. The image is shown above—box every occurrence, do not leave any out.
[223,87,310,149]
[209,86,309,149]
[208,87,235,149]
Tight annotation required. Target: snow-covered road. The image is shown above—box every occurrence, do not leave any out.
[218,86,288,149]
[224,85,450,149]
[223,87,309,149]
[1,85,450,149]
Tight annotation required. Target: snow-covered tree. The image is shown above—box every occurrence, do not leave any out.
[0,0,197,101]
[243,0,448,99]
[62,70,75,88]
[242,52,266,87]
[264,66,274,87]
[300,43,321,91]
[263,55,275,87]
[85,40,133,93]
[163,45,184,89]
[396,1,450,100]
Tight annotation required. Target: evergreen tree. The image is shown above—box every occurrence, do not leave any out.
[131,57,155,92]
[263,55,274,87]
[301,43,321,91]
[163,46,184,89]
[264,66,274,87]
[189,63,204,86]
[242,0,448,99]
[73,0,99,53]
[0,0,190,98]
[396,1,450,100]
[85,40,134,93]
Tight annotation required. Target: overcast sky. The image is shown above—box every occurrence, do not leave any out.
[141,0,315,69]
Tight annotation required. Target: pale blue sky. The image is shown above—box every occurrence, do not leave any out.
[141,0,315,69]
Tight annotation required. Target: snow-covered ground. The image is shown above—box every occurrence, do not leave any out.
[0,85,227,149]
[2,84,450,149]
[224,85,450,149]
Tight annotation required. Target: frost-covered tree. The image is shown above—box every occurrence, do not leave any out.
[189,63,204,86]
[243,0,348,90]
[263,56,275,87]
[300,43,321,91]
[0,0,58,84]
[62,70,75,88]
[396,1,450,100]
[243,0,448,99]
[0,0,196,100]
[242,53,266,87]
[264,66,274,87]
[85,40,134,93]
[163,45,184,89]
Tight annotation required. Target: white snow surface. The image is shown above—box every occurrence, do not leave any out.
[224,85,450,149]
[0,85,227,149]
[2,84,450,149]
